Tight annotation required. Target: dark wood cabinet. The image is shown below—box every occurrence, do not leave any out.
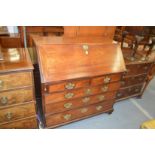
[116,50,155,101]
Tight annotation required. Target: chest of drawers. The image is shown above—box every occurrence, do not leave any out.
[0,48,37,128]
[116,51,155,101]
[36,43,126,128]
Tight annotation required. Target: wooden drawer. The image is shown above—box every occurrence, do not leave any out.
[91,74,121,86]
[0,72,33,91]
[121,74,146,88]
[126,63,152,76]
[116,84,143,100]
[0,102,36,123]
[0,88,33,107]
[0,116,37,129]
[44,82,120,104]
[47,79,89,93]
[46,101,114,128]
[45,92,116,114]
[0,37,22,48]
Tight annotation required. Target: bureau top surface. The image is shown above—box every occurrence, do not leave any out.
[32,35,113,45]
[37,44,126,83]
[0,48,33,73]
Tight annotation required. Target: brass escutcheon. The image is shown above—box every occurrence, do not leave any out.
[82,44,89,55]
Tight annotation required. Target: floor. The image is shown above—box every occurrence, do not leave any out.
[57,78,155,129]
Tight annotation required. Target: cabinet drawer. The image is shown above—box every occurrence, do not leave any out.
[46,101,114,128]
[121,74,146,88]
[45,92,116,114]
[0,72,33,91]
[0,88,33,107]
[0,116,37,129]
[91,74,121,86]
[44,82,120,104]
[116,84,143,100]
[126,63,152,76]
[0,102,36,123]
[47,79,90,93]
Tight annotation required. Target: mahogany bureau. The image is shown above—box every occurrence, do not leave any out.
[35,42,126,128]
[0,48,37,128]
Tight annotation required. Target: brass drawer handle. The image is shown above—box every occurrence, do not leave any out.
[65,82,75,90]
[144,66,148,70]
[131,77,135,80]
[5,112,13,120]
[127,69,130,73]
[65,93,74,99]
[139,77,143,81]
[82,97,90,103]
[121,81,125,85]
[0,96,8,105]
[63,114,71,120]
[64,102,73,109]
[81,108,88,113]
[117,93,122,97]
[0,80,4,88]
[98,95,105,101]
[135,88,140,92]
[101,85,108,92]
[96,105,103,111]
[85,88,92,95]
[104,76,111,84]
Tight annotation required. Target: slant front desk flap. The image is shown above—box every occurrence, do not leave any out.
[37,44,126,83]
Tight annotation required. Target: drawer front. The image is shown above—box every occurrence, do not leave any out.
[91,74,122,86]
[0,72,33,91]
[121,74,146,88]
[44,82,120,104]
[48,79,90,93]
[0,102,36,123]
[0,88,33,107]
[116,84,143,100]
[0,116,37,129]
[45,92,116,114]
[126,63,152,76]
[46,101,114,127]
